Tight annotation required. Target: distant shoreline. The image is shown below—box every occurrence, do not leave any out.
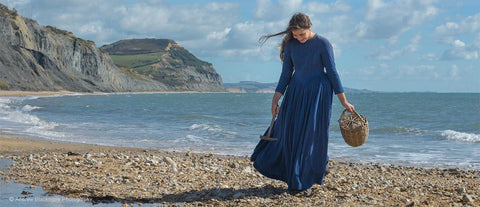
[0,90,83,97]
[0,90,233,97]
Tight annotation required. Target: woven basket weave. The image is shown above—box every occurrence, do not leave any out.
[338,109,369,147]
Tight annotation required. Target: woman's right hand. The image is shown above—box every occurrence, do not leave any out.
[271,92,283,115]
[271,102,280,115]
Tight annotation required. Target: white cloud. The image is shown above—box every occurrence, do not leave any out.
[306,0,352,14]
[353,63,447,82]
[401,65,437,78]
[1,0,30,10]
[453,39,466,47]
[450,64,460,80]
[206,28,232,41]
[368,35,421,60]
[434,13,480,43]
[278,0,302,13]
[253,0,273,19]
[77,21,104,37]
[354,0,438,40]
[253,0,300,20]
[358,64,387,79]
[440,39,479,60]
[434,13,480,61]
[365,0,386,21]
[421,53,438,61]
[474,33,480,49]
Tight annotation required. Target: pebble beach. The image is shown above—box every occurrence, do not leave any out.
[1,134,479,206]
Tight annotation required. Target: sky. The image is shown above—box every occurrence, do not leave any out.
[1,0,479,92]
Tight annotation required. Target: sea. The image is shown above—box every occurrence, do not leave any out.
[0,92,479,170]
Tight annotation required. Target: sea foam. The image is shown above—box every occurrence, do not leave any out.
[0,97,61,137]
[22,104,42,112]
[441,130,480,143]
[189,123,223,132]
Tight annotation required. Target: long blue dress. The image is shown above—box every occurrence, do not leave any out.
[251,34,344,191]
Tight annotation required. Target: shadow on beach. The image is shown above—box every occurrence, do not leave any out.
[90,185,285,205]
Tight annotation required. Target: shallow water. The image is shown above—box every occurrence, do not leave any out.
[0,158,89,207]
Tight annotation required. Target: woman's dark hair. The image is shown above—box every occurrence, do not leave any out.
[259,12,312,61]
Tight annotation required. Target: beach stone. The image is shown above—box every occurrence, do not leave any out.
[406,201,415,207]
[21,190,32,195]
[242,166,253,174]
[145,158,158,165]
[359,194,368,200]
[163,157,177,172]
[463,194,474,203]
[229,161,239,169]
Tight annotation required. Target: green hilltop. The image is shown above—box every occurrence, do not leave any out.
[100,39,223,91]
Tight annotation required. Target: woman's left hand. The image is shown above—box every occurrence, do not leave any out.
[336,93,355,113]
[342,102,355,113]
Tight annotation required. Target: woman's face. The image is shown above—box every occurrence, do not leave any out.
[292,28,311,43]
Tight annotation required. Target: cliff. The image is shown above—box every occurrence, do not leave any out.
[100,39,224,91]
[0,4,223,92]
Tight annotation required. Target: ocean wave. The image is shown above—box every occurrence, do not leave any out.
[189,123,223,132]
[22,104,43,111]
[0,98,60,138]
[2,108,54,127]
[188,123,237,135]
[0,99,12,111]
[186,123,241,142]
[370,126,426,134]
[441,130,480,143]
[25,126,68,138]
[184,134,208,142]
[171,134,211,145]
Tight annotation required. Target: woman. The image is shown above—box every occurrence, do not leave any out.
[251,13,354,195]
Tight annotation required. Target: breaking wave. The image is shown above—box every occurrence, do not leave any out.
[441,130,480,143]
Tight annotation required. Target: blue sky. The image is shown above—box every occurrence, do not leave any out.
[2,0,479,92]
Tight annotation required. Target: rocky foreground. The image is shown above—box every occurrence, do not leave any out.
[1,149,479,206]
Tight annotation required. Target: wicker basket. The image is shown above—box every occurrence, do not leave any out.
[338,109,369,147]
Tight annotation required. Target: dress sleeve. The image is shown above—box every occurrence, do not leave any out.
[322,39,344,94]
[275,43,294,94]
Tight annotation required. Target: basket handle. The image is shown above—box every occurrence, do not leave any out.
[341,109,365,122]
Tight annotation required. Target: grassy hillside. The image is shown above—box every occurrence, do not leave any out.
[100,39,223,90]
[109,52,165,70]
[100,39,172,55]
